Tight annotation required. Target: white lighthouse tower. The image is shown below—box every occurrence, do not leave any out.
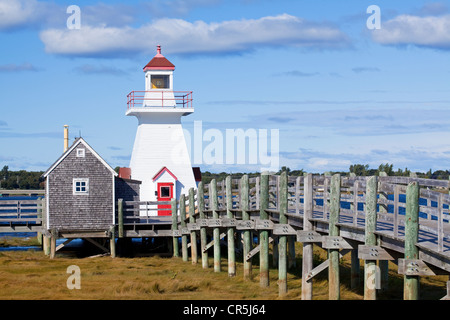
[126,45,196,215]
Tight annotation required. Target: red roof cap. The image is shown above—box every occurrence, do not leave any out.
[143,45,175,71]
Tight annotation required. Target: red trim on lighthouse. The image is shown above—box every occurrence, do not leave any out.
[152,166,178,182]
[143,45,175,71]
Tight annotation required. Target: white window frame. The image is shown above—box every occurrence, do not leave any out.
[73,178,89,195]
[76,148,85,158]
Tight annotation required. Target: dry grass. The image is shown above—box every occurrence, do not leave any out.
[0,239,447,300]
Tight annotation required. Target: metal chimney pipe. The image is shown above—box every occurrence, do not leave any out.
[64,125,69,152]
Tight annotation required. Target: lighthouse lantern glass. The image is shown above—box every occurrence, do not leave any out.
[151,75,169,89]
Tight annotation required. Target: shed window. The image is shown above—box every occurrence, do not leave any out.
[73,178,89,195]
[76,148,85,158]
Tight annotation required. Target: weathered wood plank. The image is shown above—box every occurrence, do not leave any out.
[259,172,270,287]
[211,179,221,272]
[364,176,378,300]
[241,175,252,280]
[180,194,188,262]
[226,176,236,277]
[278,171,288,296]
[328,174,341,300]
[404,181,420,300]
[189,188,197,264]
[301,173,314,300]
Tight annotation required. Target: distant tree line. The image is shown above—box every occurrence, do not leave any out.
[200,163,450,183]
[0,166,45,190]
[1,163,449,190]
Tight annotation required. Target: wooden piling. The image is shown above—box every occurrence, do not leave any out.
[43,235,51,256]
[118,198,124,238]
[211,179,221,272]
[241,175,252,279]
[328,174,341,300]
[364,176,378,300]
[50,228,57,259]
[226,176,236,277]
[198,182,209,268]
[189,187,198,264]
[278,171,288,296]
[171,198,179,257]
[404,181,420,300]
[109,225,116,258]
[301,173,314,300]
[41,198,50,256]
[351,180,360,289]
[378,172,389,291]
[259,172,270,287]
[180,194,188,262]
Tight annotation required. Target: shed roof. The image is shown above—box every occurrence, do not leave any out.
[42,137,118,178]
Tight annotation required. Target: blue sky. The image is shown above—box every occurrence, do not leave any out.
[1,0,450,174]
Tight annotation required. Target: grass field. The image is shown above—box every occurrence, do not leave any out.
[0,237,447,300]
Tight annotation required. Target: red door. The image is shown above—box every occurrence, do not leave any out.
[157,182,173,216]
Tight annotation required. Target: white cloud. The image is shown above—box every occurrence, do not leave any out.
[39,14,350,57]
[0,0,60,31]
[372,14,450,50]
[0,0,39,30]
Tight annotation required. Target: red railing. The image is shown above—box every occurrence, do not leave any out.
[127,91,193,109]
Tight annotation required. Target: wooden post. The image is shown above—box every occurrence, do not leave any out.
[272,176,279,268]
[41,198,50,256]
[241,175,252,279]
[393,184,400,237]
[198,182,208,268]
[50,228,57,259]
[351,180,360,289]
[118,198,124,238]
[301,173,314,300]
[272,237,278,268]
[328,174,341,300]
[378,172,389,292]
[438,193,444,253]
[278,171,288,296]
[189,187,197,264]
[288,236,296,269]
[171,198,179,257]
[364,176,378,300]
[109,225,116,258]
[180,194,188,262]
[226,176,236,277]
[259,172,270,287]
[36,197,43,245]
[404,181,420,300]
[211,179,221,272]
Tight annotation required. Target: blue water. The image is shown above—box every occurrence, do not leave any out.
[313,194,447,221]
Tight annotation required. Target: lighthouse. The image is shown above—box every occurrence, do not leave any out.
[126,45,196,215]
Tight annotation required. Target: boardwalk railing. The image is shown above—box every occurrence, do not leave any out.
[0,195,44,233]
[170,173,450,300]
[116,199,174,238]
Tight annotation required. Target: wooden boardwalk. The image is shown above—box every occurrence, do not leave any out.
[170,173,450,300]
[2,174,450,300]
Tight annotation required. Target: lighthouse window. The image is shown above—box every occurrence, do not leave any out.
[73,178,89,195]
[151,75,169,89]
